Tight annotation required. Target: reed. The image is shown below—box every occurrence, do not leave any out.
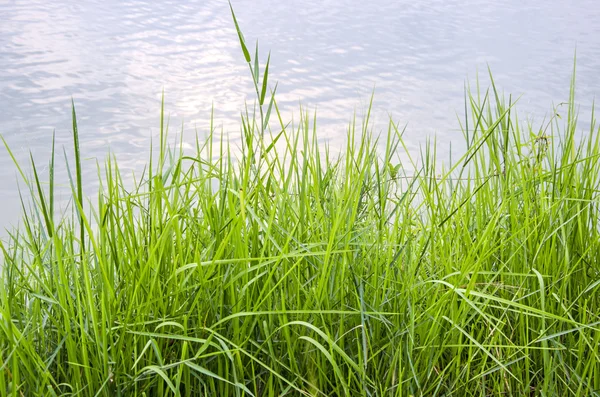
[0,5,599,396]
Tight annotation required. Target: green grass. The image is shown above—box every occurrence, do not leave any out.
[1,8,600,396]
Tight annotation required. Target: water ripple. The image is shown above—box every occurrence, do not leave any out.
[1,0,599,229]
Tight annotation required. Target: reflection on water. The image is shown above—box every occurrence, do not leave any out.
[1,0,599,230]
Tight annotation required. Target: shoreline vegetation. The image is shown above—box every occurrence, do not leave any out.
[2,5,600,396]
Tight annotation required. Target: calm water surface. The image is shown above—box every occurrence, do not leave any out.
[1,0,599,231]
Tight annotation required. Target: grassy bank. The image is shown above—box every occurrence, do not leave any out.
[2,11,600,397]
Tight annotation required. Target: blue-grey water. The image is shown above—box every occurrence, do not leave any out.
[1,0,599,232]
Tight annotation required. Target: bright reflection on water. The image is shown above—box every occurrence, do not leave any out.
[1,0,599,230]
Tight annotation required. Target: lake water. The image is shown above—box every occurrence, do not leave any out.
[1,0,599,232]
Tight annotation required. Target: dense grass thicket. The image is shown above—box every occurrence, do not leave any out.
[2,8,600,396]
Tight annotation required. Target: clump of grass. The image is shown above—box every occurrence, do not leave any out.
[1,6,600,397]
